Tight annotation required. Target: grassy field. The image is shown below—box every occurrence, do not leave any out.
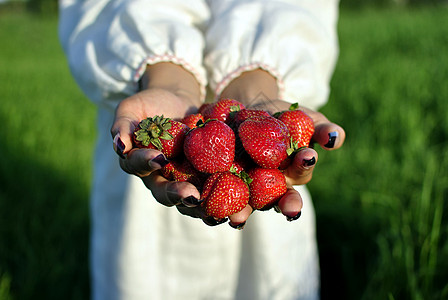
[0,9,95,300]
[312,6,448,300]
[0,5,447,300]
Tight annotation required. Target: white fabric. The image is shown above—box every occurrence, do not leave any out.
[59,0,209,109]
[205,0,339,110]
[59,0,339,299]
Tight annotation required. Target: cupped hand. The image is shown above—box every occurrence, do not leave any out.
[216,69,346,228]
[226,103,345,229]
[111,87,205,217]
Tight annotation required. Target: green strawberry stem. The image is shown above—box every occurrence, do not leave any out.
[287,136,306,156]
[228,105,243,119]
[240,170,253,185]
[195,119,204,127]
[134,115,174,150]
[289,102,299,111]
[229,166,253,185]
[273,102,300,118]
[186,118,216,135]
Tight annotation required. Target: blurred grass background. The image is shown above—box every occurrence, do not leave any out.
[0,1,447,299]
[0,4,94,299]
[311,5,448,300]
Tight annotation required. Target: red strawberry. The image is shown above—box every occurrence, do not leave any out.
[202,98,245,124]
[201,171,249,218]
[247,168,287,210]
[180,113,204,129]
[133,115,188,159]
[230,108,271,131]
[238,115,290,169]
[161,159,206,189]
[275,103,314,151]
[184,120,235,173]
[198,102,213,114]
[230,160,245,175]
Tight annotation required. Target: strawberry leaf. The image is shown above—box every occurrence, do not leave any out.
[289,103,299,111]
[196,119,204,127]
[160,132,174,140]
[272,111,282,118]
[286,147,295,156]
[239,170,253,185]
[139,118,152,130]
[161,122,172,131]
[150,139,163,151]
[135,129,151,146]
[228,105,242,119]
[135,115,175,148]
[286,137,306,156]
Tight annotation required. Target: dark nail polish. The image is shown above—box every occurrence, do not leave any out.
[229,221,246,230]
[303,157,316,167]
[115,137,126,159]
[181,196,203,208]
[286,211,302,222]
[150,154,169,168]
[203,216,228,227]
[324,132,338,148]
[274,205,281,213]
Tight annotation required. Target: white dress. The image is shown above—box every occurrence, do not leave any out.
[59,1,339,299]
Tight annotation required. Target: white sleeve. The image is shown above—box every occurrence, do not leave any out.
[204,0,339,110]
[58,0,210,108]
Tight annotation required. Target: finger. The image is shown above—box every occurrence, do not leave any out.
[111,112,139,158]
[143,172,201,207]
[313,123,346,150]
[176,205,204,219]
[277,188,303,222]
[111,121,136,160]
[301,108,346,150]
[228,205,253,230]
[202,216,229,227]
[111,119,137,158]
[283,148,318,186]
[110,97,144,158]
[120,148,169,177]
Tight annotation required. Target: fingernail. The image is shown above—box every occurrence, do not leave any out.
[286,211,302,222]
[181,196,203,208]
[149,154,169,169]
[303,157,316,167]
[274,205,281,213]
[229,221,246,230]
[324,132,338,148]
[113,134,126,159]
[203,216,228,226]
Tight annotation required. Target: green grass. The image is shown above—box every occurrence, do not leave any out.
[0,11,95,300]
[0,5,448,300]
[310,6,448,300]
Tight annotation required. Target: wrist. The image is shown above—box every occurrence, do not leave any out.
[220,69,293,113]
[140,62,202,107]
[219,69,279,107]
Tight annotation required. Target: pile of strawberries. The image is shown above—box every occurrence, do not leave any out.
[133,99,314,221]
